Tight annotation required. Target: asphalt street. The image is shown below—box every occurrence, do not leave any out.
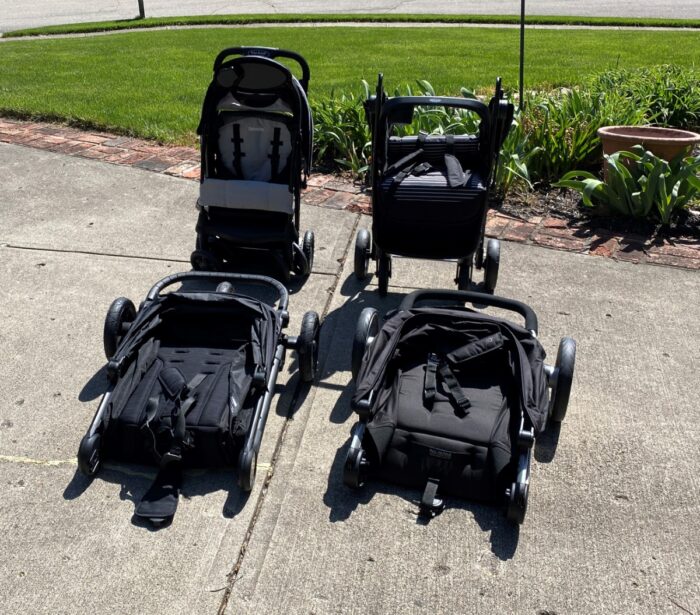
[0,1,695,33]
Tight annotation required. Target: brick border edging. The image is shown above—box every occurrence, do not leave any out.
[1,117,698,270]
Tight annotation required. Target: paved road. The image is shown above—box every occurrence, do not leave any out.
[1,141,699,614]
[0,1,695,33]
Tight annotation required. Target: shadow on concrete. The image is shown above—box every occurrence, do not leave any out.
[535,421,562,463]
[63,464,252,529]
[79,365,110,402]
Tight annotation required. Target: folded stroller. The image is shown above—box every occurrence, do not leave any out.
[191,47,315,280]
[345,290,576,524]
[354,75,513,295]
[78,272,321,525]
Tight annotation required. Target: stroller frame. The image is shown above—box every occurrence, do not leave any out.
[345,289,576,524]
[78,271,321,524]
[191,47,315,281]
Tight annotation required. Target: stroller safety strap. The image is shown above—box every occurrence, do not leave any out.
[423,353,471,415]
[136,370,209,525]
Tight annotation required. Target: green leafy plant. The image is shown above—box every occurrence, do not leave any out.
[554,145,700,224]
[590,64,700,131]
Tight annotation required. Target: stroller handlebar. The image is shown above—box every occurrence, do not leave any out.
[213,46,310,91]
[379,96,489,125]
[146,271,289,310]
[400,289,538,334]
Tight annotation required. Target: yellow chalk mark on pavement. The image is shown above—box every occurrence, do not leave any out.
[0,454,77,467]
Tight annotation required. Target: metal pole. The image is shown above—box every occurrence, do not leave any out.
[519,0,526,111]
[137,0,145,19]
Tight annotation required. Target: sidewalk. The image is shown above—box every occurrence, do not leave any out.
[0,139,698,614]
[2,118,698,270]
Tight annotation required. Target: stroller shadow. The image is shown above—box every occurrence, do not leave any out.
[63,463,249,530]
[535,422,562,463]
[79,365,110,402]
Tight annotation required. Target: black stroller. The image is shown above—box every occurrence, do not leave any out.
[78,272,320,525]
[191,47,315,280]
[354,75,513,295]
[345,289,576,524]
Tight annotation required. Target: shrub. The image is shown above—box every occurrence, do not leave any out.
[554,145,700,224]
[590,64,700,131]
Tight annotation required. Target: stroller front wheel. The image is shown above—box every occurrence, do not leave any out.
[190,249,220,272]
[483,239,501,294]
[377,252,391,296]
[351,307,379,380]
[506,481,528,524]
[103,297,136,360]
[238,450,258,492]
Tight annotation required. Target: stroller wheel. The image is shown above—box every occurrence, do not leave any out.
[377,252,391,296]
[456,258,472,291]
[103,297,136,360]
[298,311,321,382]
[190,249,220,272]
[343,446,368,488]
[351,307,379,380]
[483,239,500,294]
[77,433,102,477]
[354,229,371,280]
[238,449,258,492]
[302,230,315,274]
[506,481,528,524]
[549,337,576,423]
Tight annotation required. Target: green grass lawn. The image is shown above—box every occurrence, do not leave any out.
[1,27,698,143]
[5,14,699,37]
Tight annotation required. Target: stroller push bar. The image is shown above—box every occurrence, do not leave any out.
[146,271,289,310]
[213,46,311,91]
[399,289,538,334]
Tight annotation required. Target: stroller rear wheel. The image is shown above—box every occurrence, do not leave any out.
[77,433,102,477]
[343,446,368,488]
[456,258,473,291]
[191,248,220,272]
[354,229,371,280]
[483,239,501,294]
[238,450,258,492]
[298,311,321,382]
[506,481,528,524]
[351,307,379,380]
[103,297,136,360]
[549,337,576,423]
[302,230,315,274]
[377,252,391,296]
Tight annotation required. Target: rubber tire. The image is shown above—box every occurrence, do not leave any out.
[190,248,220,272]
[298,311,321,382]
[103,297,136,359]
[354,229,371,280]
[483,239,500,294]
[351,307,379,380]
[549,337,576,423]
[377,252,391,297]
[77,433,102,477]
[457,259,472,291]
[302,230,315,275]
[238,450,257,492]
[506,481,528,524]
[343,447,366,489]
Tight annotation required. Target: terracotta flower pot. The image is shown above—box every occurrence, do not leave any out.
[598,125,700,161]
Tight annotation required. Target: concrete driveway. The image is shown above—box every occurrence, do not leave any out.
[1,1,697,34]
[0,141,698,614]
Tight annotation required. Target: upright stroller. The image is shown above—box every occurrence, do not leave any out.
[354,75,513,295]
[78,272,321,525]
[191,47,315,280]
[345,289,576,524]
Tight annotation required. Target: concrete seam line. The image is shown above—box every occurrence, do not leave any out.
[216,212,361,615]
[0,454,77,467]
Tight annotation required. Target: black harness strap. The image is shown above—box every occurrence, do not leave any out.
[136,370,208,526]
[438,363,471,415]
[419,477,444,518]
[269,126,282,181]
[423,353,439,409]
[231,123,245,178]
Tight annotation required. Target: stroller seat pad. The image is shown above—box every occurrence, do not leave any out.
[199,178,293,214]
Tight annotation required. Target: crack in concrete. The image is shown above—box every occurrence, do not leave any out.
[215,212,360,615]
